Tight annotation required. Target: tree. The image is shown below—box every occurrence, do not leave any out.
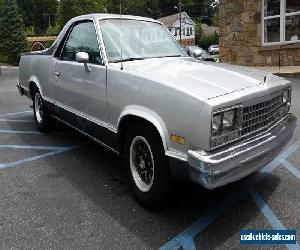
[17,0,58,34]
[0,0,26,64]
[57,0,107,27]
[125,0,161,19]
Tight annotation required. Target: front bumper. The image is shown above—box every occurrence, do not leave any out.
[188,114,297,189]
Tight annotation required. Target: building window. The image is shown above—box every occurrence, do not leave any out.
[190,27,193,36]
[263,0,300,45]
[183,27,186,36]
[175,28,178,36]
[187,27,190,36]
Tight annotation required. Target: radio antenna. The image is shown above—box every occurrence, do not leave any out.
[119,0,124,70]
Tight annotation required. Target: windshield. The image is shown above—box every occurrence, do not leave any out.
[99,19,187,63]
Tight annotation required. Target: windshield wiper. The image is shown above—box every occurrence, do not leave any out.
[111,57,146,63]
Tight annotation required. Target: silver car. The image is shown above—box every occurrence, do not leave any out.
[208,45,219,55]
[18,14,297,208]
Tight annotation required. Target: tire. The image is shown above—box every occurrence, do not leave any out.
[32,87,51,132]
[124,122,172,209]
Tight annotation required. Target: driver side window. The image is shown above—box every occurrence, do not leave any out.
[60,21,102,65]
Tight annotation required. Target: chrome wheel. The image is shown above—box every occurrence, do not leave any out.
[129,136,155,193]
[34,92,43,123]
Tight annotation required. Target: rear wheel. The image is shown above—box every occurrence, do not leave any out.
[124,122,172,209]
[32,88,51,132]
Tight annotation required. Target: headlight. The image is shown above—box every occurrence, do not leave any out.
[282,89,289,105]
[212,109,238,136]
[212,113,222,134]
[223,110,235,130]
[280,88,291,117]
[211,107,242,149]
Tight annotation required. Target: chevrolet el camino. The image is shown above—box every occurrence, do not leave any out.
[18,14,297,208]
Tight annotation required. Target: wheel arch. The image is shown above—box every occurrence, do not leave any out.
[28,76,42,99]
[117,107,169,155]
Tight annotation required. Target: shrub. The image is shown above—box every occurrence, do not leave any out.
[0,0,27,65]
[198,31,219,51]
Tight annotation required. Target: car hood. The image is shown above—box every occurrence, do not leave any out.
[123,58,273,99]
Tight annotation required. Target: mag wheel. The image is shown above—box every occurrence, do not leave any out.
[124,122,172,209]
[32,88,51,132]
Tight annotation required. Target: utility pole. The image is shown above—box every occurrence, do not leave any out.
[179,0,182,45]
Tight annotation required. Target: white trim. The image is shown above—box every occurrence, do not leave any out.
[43,96,117,133]
[262,0,300,46]
[52,115,119,155]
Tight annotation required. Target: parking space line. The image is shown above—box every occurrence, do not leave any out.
[0,111,32,117]
[0,144,73,151]
[248,187,299,250]
[160,141,300,249]
[0,129,41,134]
[248,187,286,230]
[0,146,78,170]
[280,159,300,180]
[277,142,300,160]
[0,119,34,123]
[160,191,245,250]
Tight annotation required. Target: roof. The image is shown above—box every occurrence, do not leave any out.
[69,13,159,24]
[157,12,195,27]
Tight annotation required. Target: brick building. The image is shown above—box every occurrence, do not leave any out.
[219,0,300,67]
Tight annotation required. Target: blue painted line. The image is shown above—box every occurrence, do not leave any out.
[248,187,299,250]
[0,111,32,117]
[277,142,300,160]
[0,144,73,151]
[160,141,300,250]
[280,159,300,180]
[0,146,77,170]
[0,119,34,123]
[181,235,197,250]
[0,130,41,134]
[244,159,281,188]
[159,190,245,250]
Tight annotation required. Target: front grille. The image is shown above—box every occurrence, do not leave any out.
[242,94,282,136]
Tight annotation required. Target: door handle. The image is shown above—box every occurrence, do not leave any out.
[54,72,60,81]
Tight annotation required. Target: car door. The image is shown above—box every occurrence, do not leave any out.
[52,20,108,133]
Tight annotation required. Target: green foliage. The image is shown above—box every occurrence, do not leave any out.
[46,23,61,35]
[197,31,219,50]
[195,17,219,50]
[158,0,216,23]
[57,0,107,27]
[195,19,203,41]
[17,0,58,34]
[0,0,26,65]
[212,10,219,27]
[126,0,161,19]
[25,26,35,36]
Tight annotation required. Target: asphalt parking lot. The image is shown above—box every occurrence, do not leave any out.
[0,67,299,249]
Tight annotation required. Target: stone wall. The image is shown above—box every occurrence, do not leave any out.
[219,0,300,67]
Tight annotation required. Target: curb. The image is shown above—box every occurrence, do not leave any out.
[0,66,19,77]
[274,72,300,78]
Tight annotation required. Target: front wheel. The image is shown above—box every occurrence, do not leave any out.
[32,88,51,132]
[124,123,172,209]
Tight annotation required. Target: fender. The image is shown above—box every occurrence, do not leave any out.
[117,105,170,152]
[28,75,43,96]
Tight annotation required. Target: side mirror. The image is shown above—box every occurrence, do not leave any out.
[76,52,91,72]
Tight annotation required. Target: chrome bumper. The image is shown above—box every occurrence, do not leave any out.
[188,114,297,189]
